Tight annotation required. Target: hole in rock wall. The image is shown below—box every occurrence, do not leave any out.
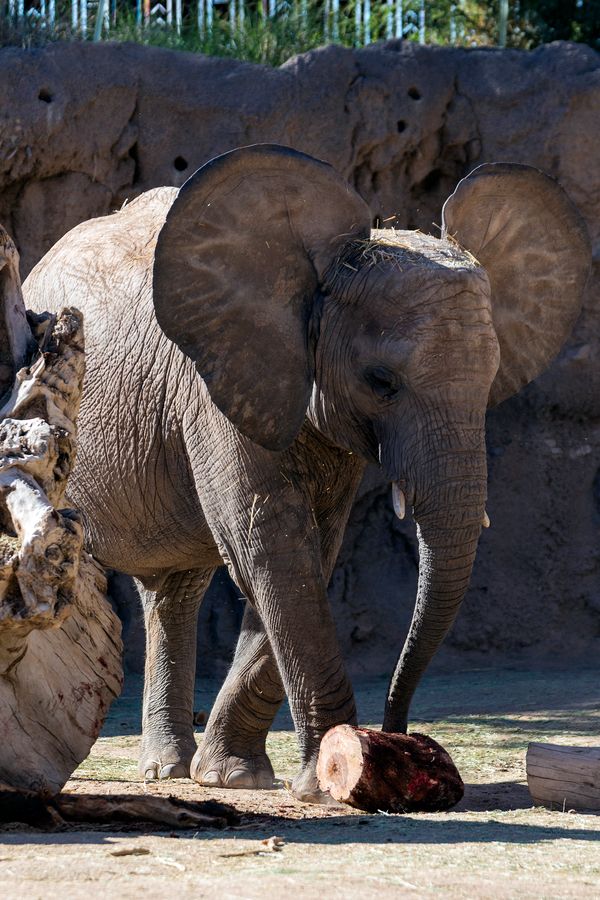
[420,169,443,192]
[592,468,600,524]
[129,142,141,185]
[407,87,421,100]
[174,156,189,172]
[397,120,407,133]
[38,88,53,103]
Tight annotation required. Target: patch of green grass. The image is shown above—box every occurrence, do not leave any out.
[74,754,139,781]
[74,736,139,781]
[266,731,301,779]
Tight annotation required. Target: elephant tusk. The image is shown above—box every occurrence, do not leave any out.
[482,511,490,528]
[392,482,406,520]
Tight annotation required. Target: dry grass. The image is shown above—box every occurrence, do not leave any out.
[1,668,599,899]
[349,230,480,273]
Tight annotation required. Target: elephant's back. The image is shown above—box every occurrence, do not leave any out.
[24,186,179,321]
[22,187,216,577]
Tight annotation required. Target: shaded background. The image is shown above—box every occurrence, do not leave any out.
[2,38,599,677]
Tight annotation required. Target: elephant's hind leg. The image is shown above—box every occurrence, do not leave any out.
[192,602,284,790]
[138,568,214,780]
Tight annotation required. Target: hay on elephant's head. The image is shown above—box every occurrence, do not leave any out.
[349,228,481,272]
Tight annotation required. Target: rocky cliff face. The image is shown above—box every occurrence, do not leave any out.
[2,39,599,678]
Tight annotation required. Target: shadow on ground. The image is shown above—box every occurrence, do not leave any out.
[2,806,599,848]
[102,667,600,739]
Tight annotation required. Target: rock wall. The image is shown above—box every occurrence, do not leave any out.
[2,39,599,679]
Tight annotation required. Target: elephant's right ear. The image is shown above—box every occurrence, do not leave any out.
[153,144,371,451]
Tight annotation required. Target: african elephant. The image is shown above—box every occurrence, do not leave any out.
[23,144,590,802]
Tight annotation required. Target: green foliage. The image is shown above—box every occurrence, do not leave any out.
[0,0,598,63]
[516,0,600,51]
[456,0,600,49]
[92,2,471,65]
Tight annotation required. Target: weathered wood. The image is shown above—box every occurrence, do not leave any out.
[0,783,238,829]
[526,742,600,812]
[0,783,63,828]
[54,793,239,829]
[0,228,123,798]
[316,724,464,813]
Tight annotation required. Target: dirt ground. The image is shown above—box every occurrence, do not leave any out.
[1,667,599,899]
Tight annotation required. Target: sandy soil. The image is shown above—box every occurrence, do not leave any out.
[1,668,599,899]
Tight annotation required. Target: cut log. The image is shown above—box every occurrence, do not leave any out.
[0,227,123,798]
[526,743,600,812]
[316,724,464,813]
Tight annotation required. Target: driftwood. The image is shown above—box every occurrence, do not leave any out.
[0,231,232,831]
[0,228,123,799]
[317,724,464,813]
[0,784,239,830]
[526,743,600,812]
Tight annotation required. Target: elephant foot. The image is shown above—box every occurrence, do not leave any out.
[139,734,197,781]
[190,742,275,790]
[291,763,343,806]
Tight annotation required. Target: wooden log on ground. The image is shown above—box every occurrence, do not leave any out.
[0,783,63,828]
[0,784,239,830]
[0,228,123,799]
[526,743,600,812]
[53,793,239,829]
[316,724,464,813]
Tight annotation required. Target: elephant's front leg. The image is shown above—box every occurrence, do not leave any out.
[197,439,364,796]
[192,602,285,789]
[138,568,214,780]
[193,484,357,802]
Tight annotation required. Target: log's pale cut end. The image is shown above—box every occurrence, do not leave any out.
[316,724,366,803]
[317,724,464,814]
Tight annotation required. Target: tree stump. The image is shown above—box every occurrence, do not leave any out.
[316,724,464,813]
[526,743,600,812]
[0,228,123,799]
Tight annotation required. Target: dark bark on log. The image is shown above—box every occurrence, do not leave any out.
[317,724,464,813]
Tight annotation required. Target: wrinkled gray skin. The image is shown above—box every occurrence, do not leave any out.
[23,146,590,802]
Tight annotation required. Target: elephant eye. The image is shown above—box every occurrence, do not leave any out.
[365,366,401,401]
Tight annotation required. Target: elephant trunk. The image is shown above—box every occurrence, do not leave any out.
[382,440,487,733]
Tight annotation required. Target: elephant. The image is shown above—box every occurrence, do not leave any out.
[23,144,590,802]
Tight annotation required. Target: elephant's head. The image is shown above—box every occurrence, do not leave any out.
[153,145,591,732]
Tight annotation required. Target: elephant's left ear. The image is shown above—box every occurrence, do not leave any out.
[442,163,591,407]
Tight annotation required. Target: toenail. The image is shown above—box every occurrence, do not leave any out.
[159,764,180,780]
[145,767,158,780]
[199,770,221,786]
[226,769,253,788]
